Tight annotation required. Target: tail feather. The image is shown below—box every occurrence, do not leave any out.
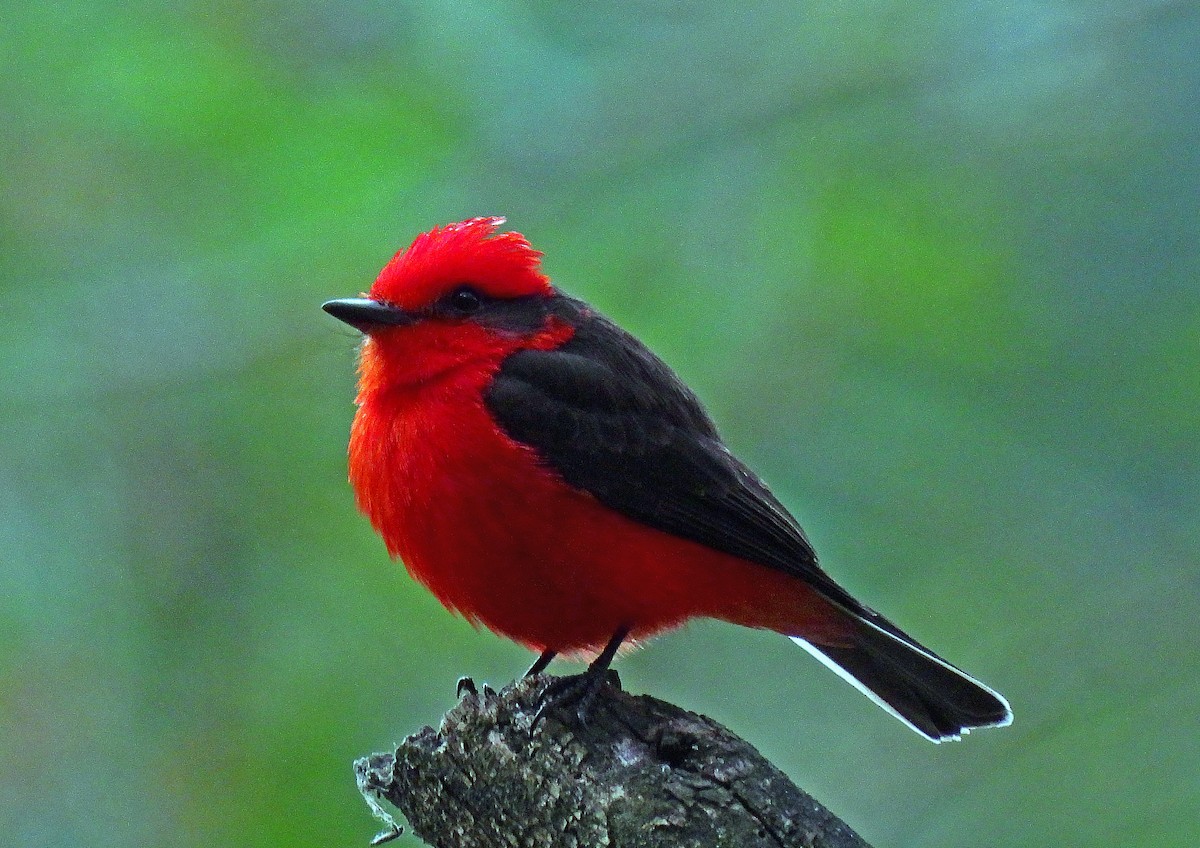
[792,612,1013,742]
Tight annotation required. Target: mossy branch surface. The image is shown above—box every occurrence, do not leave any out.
[355,674,873,848]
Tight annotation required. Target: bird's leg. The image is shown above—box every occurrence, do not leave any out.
[525,649,557,677]
[533,626,629,728]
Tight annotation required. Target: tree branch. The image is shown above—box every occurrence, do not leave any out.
[355,673,873,848]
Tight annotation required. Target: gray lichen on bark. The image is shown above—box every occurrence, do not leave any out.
[355,674,872,848]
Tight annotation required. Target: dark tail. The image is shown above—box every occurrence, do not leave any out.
[792,610,1013,742]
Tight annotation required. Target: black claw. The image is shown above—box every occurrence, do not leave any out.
[532,673,605,728]
[532,675,581,730]
[456,676,477,698]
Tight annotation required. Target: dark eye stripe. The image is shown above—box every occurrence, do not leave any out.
[429,286,562,333]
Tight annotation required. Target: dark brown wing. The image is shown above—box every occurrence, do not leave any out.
[484,294,866,615]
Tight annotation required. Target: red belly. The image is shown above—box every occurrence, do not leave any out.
[350,367,846,654]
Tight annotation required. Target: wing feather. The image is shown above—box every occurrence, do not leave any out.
[485,298,865,613]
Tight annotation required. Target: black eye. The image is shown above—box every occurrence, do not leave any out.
[448,286,482,314]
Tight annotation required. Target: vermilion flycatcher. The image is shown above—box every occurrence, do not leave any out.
[324,217,1012,741]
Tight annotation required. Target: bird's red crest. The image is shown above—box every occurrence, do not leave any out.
[369,217,551,310]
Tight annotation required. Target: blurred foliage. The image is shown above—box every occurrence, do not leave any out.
[2,1,1197,846]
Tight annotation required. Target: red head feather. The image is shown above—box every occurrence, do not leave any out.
[369,217,551,310]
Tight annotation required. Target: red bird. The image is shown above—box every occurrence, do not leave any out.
[323,217,1012,741]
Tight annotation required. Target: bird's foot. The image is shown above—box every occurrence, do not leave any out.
[531,668,621,729]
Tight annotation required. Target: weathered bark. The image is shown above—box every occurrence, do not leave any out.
[355,673,872,848]
[355,676,873,848]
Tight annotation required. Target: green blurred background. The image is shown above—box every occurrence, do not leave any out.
[3,1,1197,846]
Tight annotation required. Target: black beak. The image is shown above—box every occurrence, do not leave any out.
[321,298,416,332]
